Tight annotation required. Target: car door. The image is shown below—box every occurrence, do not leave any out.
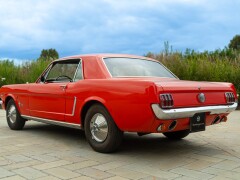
[29,59,80,121]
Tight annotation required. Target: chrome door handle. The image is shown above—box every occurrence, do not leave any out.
[60,85,67,90]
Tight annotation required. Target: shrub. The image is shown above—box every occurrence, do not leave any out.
[146,48,240,96]
[0,59,51,86]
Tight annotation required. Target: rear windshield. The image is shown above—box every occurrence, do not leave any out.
[103,58,176,78]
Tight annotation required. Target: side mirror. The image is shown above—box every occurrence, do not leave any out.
[40,76,45,83]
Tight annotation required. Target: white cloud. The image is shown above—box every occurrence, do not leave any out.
[0,0,239,61]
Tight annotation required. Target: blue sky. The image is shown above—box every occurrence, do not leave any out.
[0,0,239,62]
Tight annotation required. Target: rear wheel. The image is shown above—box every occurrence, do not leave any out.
[84,104,123,153]
[6,99,25,130]
[163,130,190,140]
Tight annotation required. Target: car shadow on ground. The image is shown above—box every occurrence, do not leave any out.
[21,122,218,157]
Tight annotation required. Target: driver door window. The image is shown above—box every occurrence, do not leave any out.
[46,60,79,82]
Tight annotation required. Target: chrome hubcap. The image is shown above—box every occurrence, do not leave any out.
[90,113,108,142]
[8,105,17,124]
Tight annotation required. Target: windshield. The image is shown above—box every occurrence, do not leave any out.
[103,58,176,78]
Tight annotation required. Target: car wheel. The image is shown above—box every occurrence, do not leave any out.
[163,130,190,140]
[6,99,26,130]
[84,104,123,153]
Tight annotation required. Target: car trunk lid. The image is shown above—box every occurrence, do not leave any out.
[154,78,234,108]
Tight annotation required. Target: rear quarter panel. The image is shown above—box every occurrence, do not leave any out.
[67,79,159,132]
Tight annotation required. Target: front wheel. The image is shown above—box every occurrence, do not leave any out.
[6,99,26,130]
[163,130,190,140]
[84,104,123,153]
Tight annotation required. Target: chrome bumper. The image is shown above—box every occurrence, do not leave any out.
[151,103,238,120]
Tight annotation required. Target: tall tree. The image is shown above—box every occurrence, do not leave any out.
[38,48,59,61]
[229,35,240,50]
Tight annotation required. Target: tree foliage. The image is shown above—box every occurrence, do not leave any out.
[38,48,59,61]
[229,35,240,50]
[0,59,51,86]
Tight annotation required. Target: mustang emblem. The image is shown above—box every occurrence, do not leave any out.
[198,93,205,103]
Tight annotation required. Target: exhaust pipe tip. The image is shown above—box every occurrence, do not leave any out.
[220,116,227,122]
[212,116,220,125]
[168,120,177,131]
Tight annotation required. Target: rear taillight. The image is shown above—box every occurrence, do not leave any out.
[160,94,174,108]
[225,92,235,104]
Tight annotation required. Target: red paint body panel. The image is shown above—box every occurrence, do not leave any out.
[28,83,67,121]
[0,54,237,133]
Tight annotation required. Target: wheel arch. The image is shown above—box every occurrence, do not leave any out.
[3,95,23,115]
[4,95,16,109]
[80,97,108,129]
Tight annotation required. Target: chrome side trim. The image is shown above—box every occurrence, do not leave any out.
[64,96,77,117]
[21,115,82,129]
[70,96,77,116]
[151,103,238,120]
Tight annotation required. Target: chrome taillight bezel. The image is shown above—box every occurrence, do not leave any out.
[160,94,174,108]
[225,92,235,104]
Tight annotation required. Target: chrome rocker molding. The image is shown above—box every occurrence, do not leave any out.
[0,100,3,109]
[21,115,82,129]
[151,102,238,120]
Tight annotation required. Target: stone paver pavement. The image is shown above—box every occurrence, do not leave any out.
[0,109,240,179]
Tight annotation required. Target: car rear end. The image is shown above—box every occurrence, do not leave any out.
[100,55,238,134]
[150,79,238,134]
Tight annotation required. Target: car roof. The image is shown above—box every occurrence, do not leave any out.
[55,53,156,62]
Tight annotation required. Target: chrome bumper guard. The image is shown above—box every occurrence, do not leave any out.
[151,103,238,120]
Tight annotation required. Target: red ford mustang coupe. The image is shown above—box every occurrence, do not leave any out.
[0,54,238,152]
